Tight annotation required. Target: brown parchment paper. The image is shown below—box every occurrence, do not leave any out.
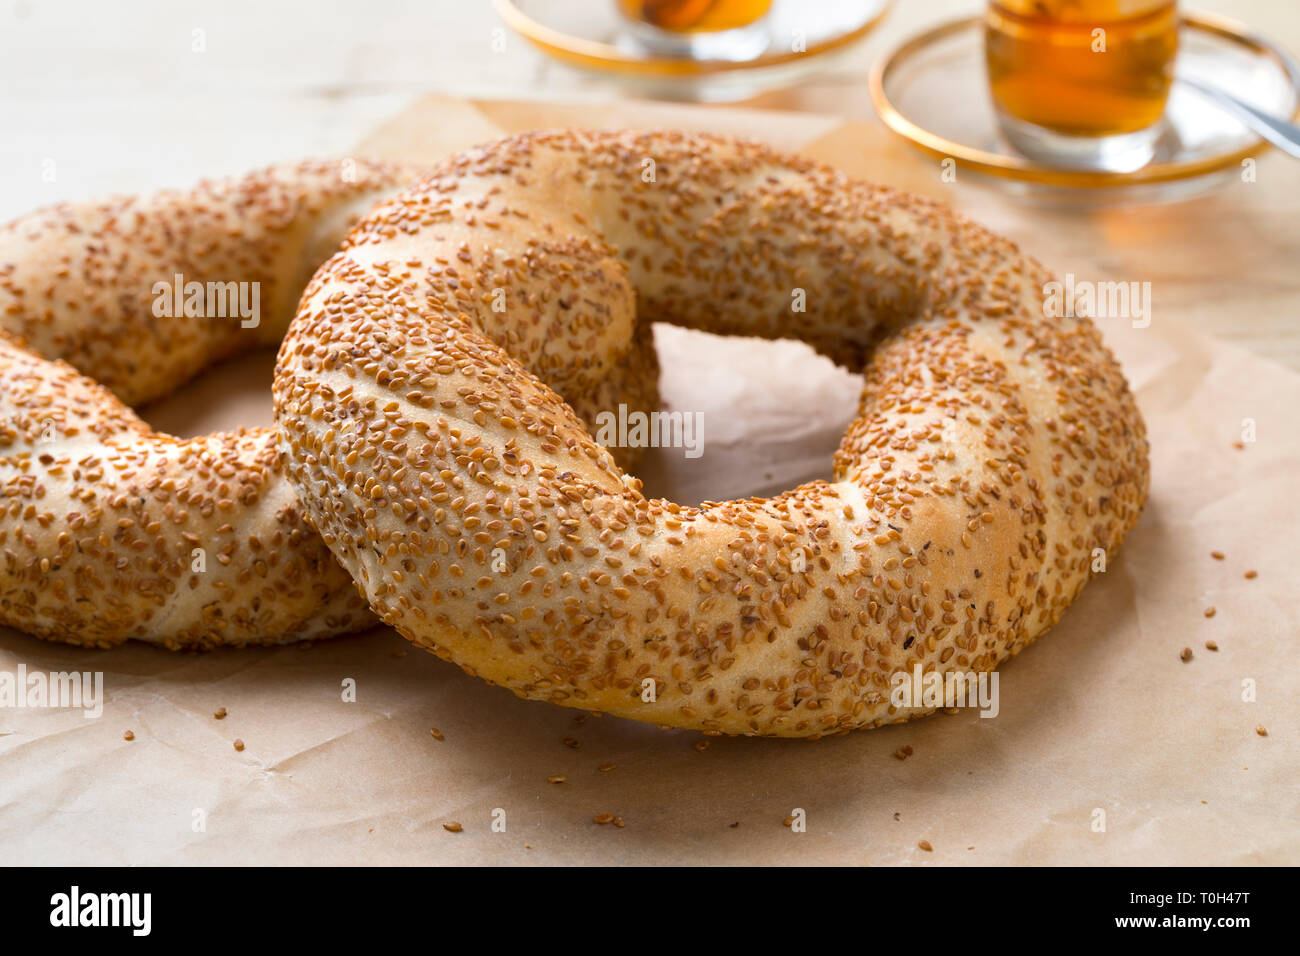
[2,95,1296,866]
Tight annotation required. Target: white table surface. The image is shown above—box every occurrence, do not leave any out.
[1,0,1297,364]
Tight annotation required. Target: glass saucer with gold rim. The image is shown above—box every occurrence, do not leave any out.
[495,0,892,102]
[869,12,1300,201]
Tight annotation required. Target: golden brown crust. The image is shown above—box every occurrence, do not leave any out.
[275,130,1149,736]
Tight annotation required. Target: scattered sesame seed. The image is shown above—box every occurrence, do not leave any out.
[1180,647,1193,662]
[562,736,580,750]
[918,840,933,852]
[597,763,616,773]
[593,813,615,825]
[893,745,914,760]
[1204,607,1216,618]
[123,730,134,741]
[1211,551,1225,560]
[233,739,245,752]
[429,728,444,741]
[443,822,463,832]
[547,774,566,784]
[1244,569,1258,579]
[1255,724,1268,737]
[1205,640,1218,651]
[692,740,709,752]
[213,707,227,720]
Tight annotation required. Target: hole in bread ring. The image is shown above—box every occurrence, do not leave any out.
[275,130,1149,737]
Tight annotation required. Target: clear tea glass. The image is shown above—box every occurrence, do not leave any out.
[985,0,1180,171]
[616,0,775,61]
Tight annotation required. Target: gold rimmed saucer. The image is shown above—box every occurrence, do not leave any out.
[495,0,891,100]
[869,12,1300,195]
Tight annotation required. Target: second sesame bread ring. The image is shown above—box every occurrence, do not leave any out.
[0,160,421,406]
[0,329,654,648]
[0,160,418,647]
[0,159,660,647]
[275,130,1149,737]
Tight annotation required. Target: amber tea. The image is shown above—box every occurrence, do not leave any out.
[985,0,1179,168]
[617,0,774,35]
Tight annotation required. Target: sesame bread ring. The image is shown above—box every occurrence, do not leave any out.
[274,130,1149,736]
[0,160,414,647]
[0,160,661,647]
[0,331,375,648]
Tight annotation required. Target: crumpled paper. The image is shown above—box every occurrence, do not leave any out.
[1,95,1295,865]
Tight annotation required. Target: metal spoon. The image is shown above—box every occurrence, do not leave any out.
[1178,75,1300,159]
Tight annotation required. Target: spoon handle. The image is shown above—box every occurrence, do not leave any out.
[1178,75,1300,159]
